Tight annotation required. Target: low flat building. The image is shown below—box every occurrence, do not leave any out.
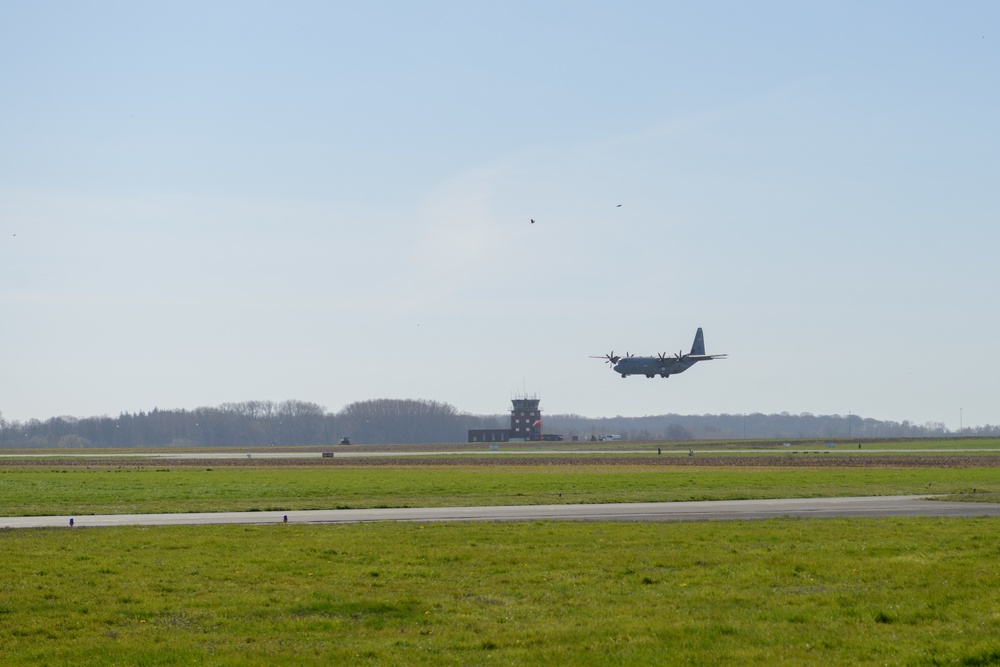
[467,429,510,443]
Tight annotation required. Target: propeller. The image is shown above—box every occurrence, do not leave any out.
[589,351,621,365]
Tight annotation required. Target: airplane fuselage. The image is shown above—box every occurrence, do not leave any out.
[593,327,727,379]
[612,356,698,378]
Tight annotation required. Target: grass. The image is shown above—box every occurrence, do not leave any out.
[1,463,1000,516]
[3,446,1000,664]
[691,438,1000,451]
[5,437,1000,459]
[2,518,1000,665]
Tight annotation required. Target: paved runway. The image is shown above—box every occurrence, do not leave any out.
[4,495,1000,530]
[1,448,997,459]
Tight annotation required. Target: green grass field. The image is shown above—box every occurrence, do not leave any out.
[3,445,1000,664]
[2,518,1000,666]
[1,463,999,516]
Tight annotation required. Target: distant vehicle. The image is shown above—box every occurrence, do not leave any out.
[598,434,622,441]
[339,437,352,445]
[591,327,727,379]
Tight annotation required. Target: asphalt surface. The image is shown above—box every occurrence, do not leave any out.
[2,448,998,460]
[4,495,1000,530]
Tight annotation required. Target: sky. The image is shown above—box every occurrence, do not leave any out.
[2,1,998,429]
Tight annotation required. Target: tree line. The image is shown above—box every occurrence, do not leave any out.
[1,400,997,448]
[540,412,999,442]
[0,399,501,448]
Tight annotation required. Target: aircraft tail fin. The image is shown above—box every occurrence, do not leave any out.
[690,327,706,356]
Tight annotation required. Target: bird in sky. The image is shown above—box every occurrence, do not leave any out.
[530,219,535,224]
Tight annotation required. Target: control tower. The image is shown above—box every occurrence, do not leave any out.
[510,394,541,441]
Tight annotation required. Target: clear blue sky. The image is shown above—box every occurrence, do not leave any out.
[2,1,998,429]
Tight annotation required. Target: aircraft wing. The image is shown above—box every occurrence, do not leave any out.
[687,354,727,360]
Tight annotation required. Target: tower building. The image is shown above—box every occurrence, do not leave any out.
[467,394,544,443]
[509,395,541,441]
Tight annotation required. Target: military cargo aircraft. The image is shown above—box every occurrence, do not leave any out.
[591,327,727,378]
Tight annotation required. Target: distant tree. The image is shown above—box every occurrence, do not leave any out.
[337,399,467,444]
[665,424,693,441]
[57,434,90,448]
[5,402,998,447]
